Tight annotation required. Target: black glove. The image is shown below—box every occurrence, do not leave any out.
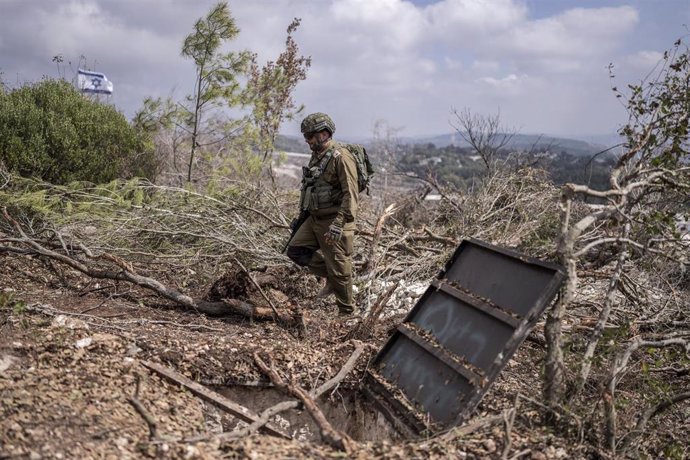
[325,221,343,244]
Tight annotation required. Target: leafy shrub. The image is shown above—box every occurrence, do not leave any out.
[0,78,159,184]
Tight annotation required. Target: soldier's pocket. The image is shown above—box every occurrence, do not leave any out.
[341,229,354,256]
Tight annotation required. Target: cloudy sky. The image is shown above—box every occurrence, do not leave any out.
[1,0,688,139]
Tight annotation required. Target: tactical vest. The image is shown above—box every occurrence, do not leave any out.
[299,148,344,212]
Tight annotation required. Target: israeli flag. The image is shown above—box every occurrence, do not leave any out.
[77,69,114,95]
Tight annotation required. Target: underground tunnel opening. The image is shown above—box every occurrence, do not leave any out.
[207,385,400,442]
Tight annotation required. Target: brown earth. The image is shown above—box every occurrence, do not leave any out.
[1,252,599,459]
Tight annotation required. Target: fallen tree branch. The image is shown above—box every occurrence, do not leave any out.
[253,352,354,453]
[141,360,290,440]
[620,391,690,454]
[2,208,298,325]
[222,340,366,441]
[347,281,400,340]
[428,414,504,444]
[233,257,280,320]
[127,375,159,440]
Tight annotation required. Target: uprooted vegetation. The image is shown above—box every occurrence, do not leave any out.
[2,39,690,460]
[1,153,688,458]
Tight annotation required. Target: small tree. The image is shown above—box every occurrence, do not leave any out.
[542,39,690,455]
[181,1,251,183]
[450,107,516,174]
[133,96,190,185]
[245,18,311,180]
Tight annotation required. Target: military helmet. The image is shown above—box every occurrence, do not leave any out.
[301,112,336,135]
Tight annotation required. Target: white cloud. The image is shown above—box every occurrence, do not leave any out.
[331,0,425,51]
[471,59,501,72]
[620,50,665,72]
[426,0,527,36]
[444,56,463,70]
[478,73,525,89]
[0,0,683,139]
[484,6,639,71]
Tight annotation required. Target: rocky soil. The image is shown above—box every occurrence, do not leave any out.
[0,252,668,459]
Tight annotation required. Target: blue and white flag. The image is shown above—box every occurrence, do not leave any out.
[77,69,114,95]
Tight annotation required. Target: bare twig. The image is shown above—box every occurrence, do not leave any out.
[127,375,158,440]
[253,352,354,452]
[501,407,517,460]
[233,257,280,320]
[221,341,366,441]
[604,336,690,454]
[620,391,690,454]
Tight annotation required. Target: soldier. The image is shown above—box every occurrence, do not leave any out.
[286,113,359,316]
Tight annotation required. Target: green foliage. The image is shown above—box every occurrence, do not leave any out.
[615,39,690,170]
[180,1,252,183]
[0,176,153,226]
[663,443,685,460]
[396,142,615,190]
[134,5,310,186]
[245,18,311,163]
[0,79,157,184]
[0,291,26,314]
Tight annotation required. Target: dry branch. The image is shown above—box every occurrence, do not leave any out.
[251,346,364,453]
[224,340,366,440]
[127,375,159,440]
[604,336,690,454]
[570,222,631,399]
[347,281,400,340]
[233,257,280,320]
[2,208,298,325]
[620,391,690,454]
[141,360,290,439]
[501,407,517,460]
[361,203,398,275]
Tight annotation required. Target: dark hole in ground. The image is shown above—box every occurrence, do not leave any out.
[207,385,400,442]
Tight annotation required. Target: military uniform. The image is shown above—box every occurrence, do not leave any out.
[287,138,359,315]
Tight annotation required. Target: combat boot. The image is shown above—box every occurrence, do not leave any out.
[316,280,335,298]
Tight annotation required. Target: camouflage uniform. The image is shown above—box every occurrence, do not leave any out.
[287,115,359,315]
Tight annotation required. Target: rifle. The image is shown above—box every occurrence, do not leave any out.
[282,210,309,253]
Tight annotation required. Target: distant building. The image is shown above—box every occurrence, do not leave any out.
[419,156,443,166]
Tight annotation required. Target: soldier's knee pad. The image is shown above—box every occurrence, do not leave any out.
[287,246,315,267]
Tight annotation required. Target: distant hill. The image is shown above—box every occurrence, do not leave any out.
[275,131,620,191]
[406,133,621,157]
[276,132,625,158]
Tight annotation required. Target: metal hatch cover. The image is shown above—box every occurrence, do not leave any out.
[364,238,564,435]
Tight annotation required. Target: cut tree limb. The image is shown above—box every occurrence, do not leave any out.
[347,281,399,340]
[2,208,298,325]
[141,360,290,440]
[253,352,354,453]
[222,340,367,440]
[127,375,159,440]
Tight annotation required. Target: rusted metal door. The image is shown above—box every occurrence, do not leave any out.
[364,238,564,435]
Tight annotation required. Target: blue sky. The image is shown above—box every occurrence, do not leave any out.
[0,0,688,140]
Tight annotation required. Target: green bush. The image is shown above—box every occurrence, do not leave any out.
[0,78,158,184]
